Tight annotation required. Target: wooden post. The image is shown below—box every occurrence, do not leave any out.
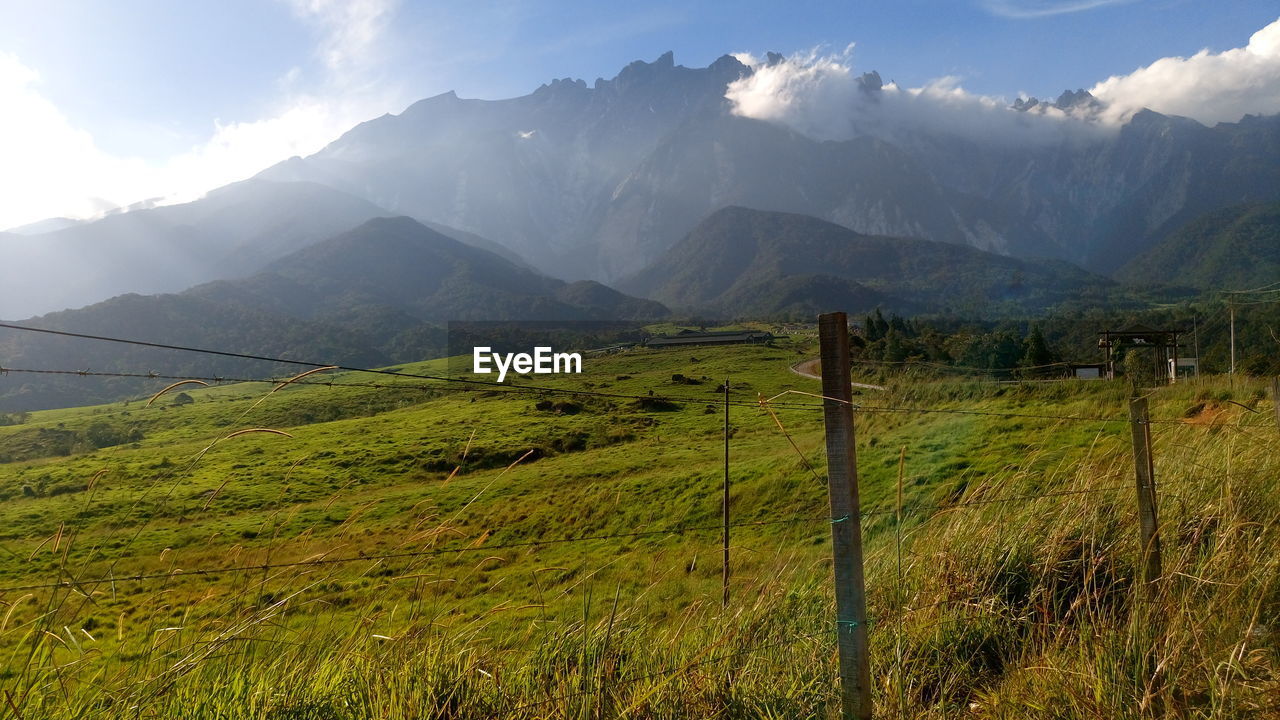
[818,312,872,720]
[722,377,730,609]
[1128,395,1167,716]
[1128,397,1162,586]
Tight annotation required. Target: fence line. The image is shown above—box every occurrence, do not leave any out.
[0,365,819,411]
[0,516,825,594]
[1,320,1276,717]
[0,362,1231,425]
[503,625,833,715]
[1,482,1145,596]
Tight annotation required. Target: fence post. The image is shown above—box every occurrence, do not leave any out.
[818,312,872,720]
[722,376,730,609]
[1127,396,1162,586]
[1128,395,1166,716]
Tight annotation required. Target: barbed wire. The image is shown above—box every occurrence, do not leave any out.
[852,403,1187,425]
[2,323,1251,424]
[0,365,821,411]
[0,323,823,410]
[503,625,832,714]
[0,362,1224,427]
[0,515,824,593]
[2,483,1146,595]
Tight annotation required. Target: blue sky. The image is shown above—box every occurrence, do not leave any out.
[1,0,1278,228]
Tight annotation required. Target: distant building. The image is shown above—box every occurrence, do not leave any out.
[644,329,775,348]
[1169,357,1198,382]
[1097,325,1184,383]
[1069,363,1107,380]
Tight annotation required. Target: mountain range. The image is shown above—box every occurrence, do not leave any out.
[3,51,1279,410]
[6,51,1277,320]
[257,52,1280,282]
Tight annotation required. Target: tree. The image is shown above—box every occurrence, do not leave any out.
[1021,326,1054,368]
[888,314,909,335]
[865,309,889,342]
[1122,348,1157,386]
[883,329,909,363]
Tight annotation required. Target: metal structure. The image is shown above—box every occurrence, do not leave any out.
[1097,325,1184,384]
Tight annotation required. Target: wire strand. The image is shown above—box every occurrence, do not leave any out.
[0,515,823,593]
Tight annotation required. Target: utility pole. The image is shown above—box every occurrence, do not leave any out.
[817,312,872,720]
[1229,300,1236,376]
[1192,315,1200,382]
[722,377,730,609]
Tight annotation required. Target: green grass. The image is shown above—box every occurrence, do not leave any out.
[0,337,1276,718]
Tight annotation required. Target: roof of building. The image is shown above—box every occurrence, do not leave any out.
[645,330,774,347]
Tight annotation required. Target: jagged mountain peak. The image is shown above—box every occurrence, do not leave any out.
[535,77,589,95]
[1012,88,1101,113]
[251,49,1280,284]
[709,53,748,73]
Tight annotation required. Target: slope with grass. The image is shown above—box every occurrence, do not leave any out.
[1115,200,1280,290]
[618,207,1113,318]
[0,337,1276,718]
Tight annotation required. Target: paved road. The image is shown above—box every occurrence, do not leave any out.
[790,359,886,391]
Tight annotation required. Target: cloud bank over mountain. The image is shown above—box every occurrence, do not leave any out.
[726,17,1280,143]
[724,46,1110,146]
[1089,18,1280,125]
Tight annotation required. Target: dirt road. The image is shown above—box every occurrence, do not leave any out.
[790,359,886,391]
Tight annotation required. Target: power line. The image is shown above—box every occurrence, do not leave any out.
[1223,281,1280,294]
[0,322,821,410]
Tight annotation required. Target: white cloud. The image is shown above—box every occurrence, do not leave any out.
[726,18,1280,147]
[0,53,152,226]
[287,0,397,77]
[980,0,1134,19]
[0,1,405,231]
[1089,17,1280,125]
[725,47,1110,147]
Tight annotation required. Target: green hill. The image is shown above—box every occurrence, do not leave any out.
[193,216,666,322]
[0,218,666,412]
[619,207,1111,317]
[1115,201,1280,289]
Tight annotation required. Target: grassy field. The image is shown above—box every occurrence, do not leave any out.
[0,335,1276,718]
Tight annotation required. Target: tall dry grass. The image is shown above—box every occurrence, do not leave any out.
[2,377,1278,718]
